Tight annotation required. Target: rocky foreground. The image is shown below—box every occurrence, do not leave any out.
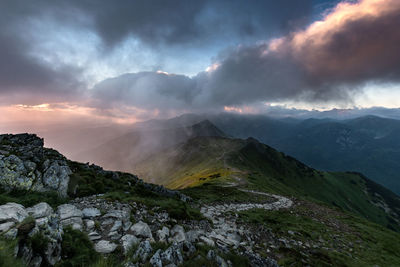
[0,189,293,266]
[0,133,290,266]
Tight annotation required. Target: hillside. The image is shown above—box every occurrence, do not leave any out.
[1,133,400,266]
[74,120,227,173]
[134,135,400,232]
[205,114,400,195]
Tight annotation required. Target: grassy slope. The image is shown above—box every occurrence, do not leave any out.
[136,136,400,231]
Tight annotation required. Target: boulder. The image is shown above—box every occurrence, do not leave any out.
[161,244,183,265]
[156,226,170,243]
[26,202,53,219]
[131,221,153,239]
[0,202,28,223]
[82,208,101,218]
[57,204,82,220]
[103,209,130,223]
[95,240,118,254]
[134,240,153,262]
[149,249,163,267]
[169,225,186,243]
[42,160,71,197]
[120,234,139,254]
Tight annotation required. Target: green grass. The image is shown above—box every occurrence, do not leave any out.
[237,204,400,267]
[0,239,23,267]
[0,188,67,208]
[57,226,101,267]
[102,191,204,221]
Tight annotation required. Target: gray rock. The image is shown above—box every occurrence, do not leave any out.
[149,249,163,267]
[4,228,18,239]
[0,202,28,223]
[207,250,216,260]
[182,241,196,256]
[84,219,95,231]
[26,202,53,219]
[110,220,122,232]
[134,240,153,262]
[108,231,122,240]
[200,236,215,247]
[88,232,102,241]
[215,255,229,267]
[169,225,186,243]
[95,240,118,254]
[57,204,82,220]
[186,230,202,243]
[120,234,139,254]
[59,217,83,231]
[82,208,101,218]
[42,160,71,197]
[103,209,130,222]
[161,244,184,265]
[156,226,170,243]
[0,221,16,232]
[30,256,42,267]
[131,221,153,239]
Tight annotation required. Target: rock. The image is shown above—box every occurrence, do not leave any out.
[84,219,95,231]
[134,240,153,262]
[207,250,216,260]
[131,221,153,239]
[108,231,122,240]
[4,228,18,239]
[57,204,82,220]
[57,204,83,230]
[169,225,186,243]
[120,234,139,254]
[161,244,183,266]
[26,202,53,219]
[186,230,202,243]
[200,236,215,247]
[110,220,122,232]
[95,240,118,254]
[0,221,16,233]
[44,240,62,265]
[42,160,71,197]
[149,249,163,267]
[82,208,101,218]
[103,209,130,223]
[88,232,102,241]
[215,255,229,267]
[182,241,196,256]
[156,226,170,242]
[0,202,28,223]
[30,256,42,267]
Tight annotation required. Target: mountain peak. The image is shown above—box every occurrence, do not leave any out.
[189,120,228,138]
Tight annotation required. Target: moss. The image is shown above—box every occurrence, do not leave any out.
[0,188,67,208]
[0,238,23,267]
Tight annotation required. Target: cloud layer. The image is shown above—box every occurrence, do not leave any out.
[1,0,400,121]
[91,0,400,116]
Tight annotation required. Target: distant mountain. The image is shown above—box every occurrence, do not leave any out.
[134,133,400,231]
[74,120,228,173]
[206,114,400,195]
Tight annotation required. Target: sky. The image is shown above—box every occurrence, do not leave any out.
[1,0,400,126]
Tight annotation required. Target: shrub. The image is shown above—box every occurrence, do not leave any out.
[58,226,100,267]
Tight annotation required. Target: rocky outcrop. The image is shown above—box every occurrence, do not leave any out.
[0,134,71,197]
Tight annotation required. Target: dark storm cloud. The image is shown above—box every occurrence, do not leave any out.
[0,1,84,104]
[91,0,400,111]
[64,0,316,47]
[0,0,319,105]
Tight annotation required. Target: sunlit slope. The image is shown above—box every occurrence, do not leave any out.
[135,136,400,231]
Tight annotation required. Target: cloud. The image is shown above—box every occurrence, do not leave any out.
[0,1,85,105]
[62,0,316,48]
[205,0,400,104]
